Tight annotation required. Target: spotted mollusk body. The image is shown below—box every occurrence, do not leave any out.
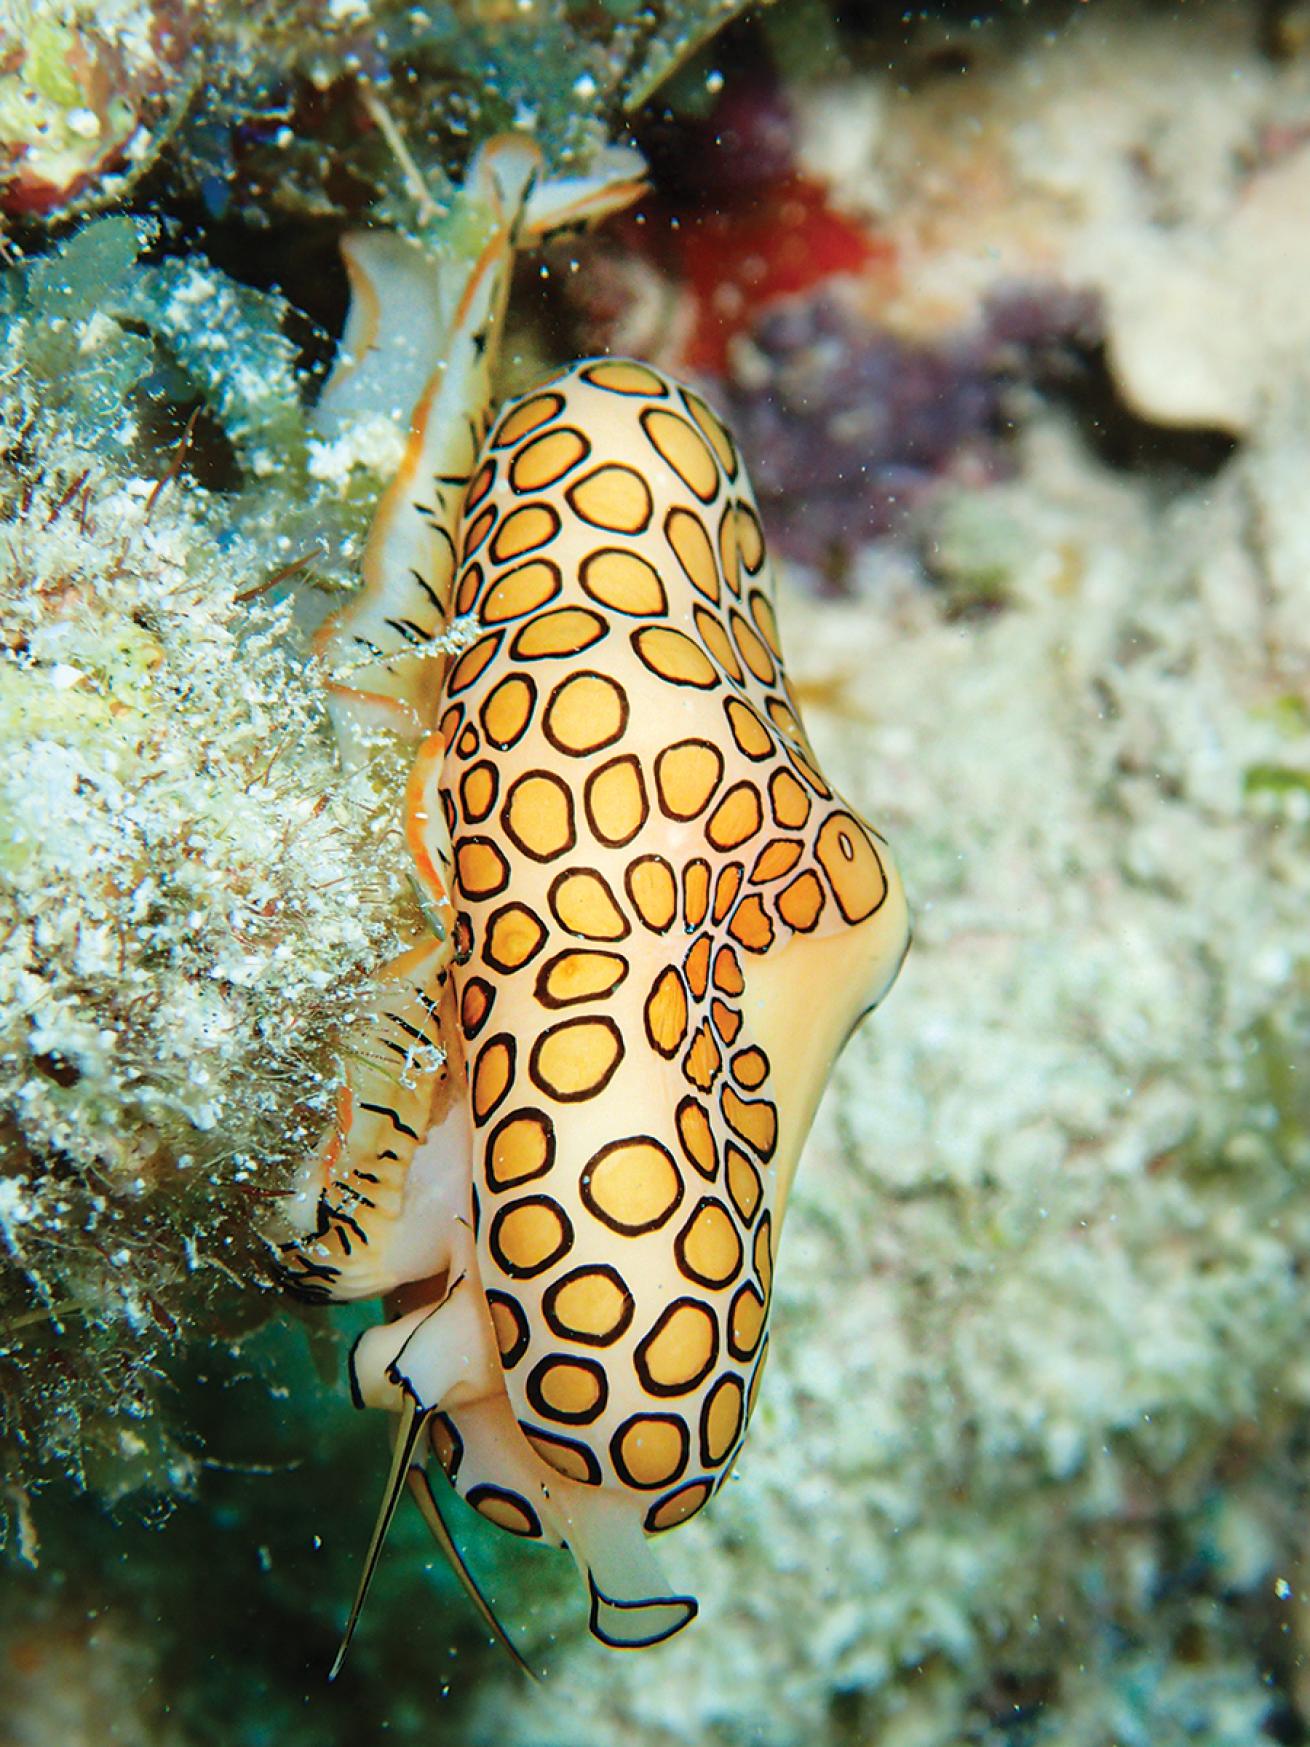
[428,358,908,1538]
[282,180,909,1644]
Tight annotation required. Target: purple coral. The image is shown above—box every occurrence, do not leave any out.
[715,285,1101,582]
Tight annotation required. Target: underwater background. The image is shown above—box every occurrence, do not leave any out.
[3,1,1310,1742]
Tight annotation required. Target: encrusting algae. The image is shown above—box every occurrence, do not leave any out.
[0,214,424,1508]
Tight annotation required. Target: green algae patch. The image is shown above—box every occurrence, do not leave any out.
[1244,762,1310,801]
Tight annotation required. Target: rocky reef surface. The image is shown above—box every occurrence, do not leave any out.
[2,3,1310,1745]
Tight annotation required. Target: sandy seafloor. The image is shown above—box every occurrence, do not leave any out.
[4,4,1310,1745]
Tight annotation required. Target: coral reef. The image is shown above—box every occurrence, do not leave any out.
[0,215,420,1510]
[0,0,201,218]
[0,0,754,228]
[562,0,1310,583]
[3,3,1310,1746]
[783,0,1310,435]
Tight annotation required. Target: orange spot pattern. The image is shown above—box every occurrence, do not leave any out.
[422,360,895,1533]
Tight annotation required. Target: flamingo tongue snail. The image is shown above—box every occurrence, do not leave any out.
[277,133,910,1670]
